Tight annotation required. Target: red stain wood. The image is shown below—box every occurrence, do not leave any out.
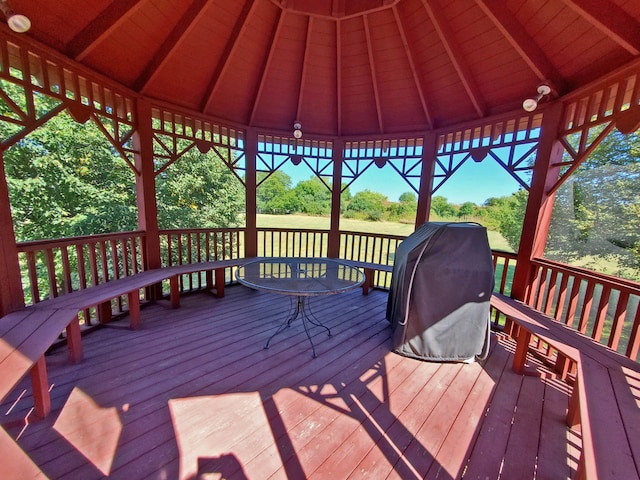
[2,287,576,479]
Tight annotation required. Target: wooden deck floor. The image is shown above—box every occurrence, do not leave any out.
[1,286,580,479]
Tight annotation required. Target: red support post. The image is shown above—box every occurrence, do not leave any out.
[415,132,437,229]
[0,152,25,316]
[134,99,162,298]
[328,138,344,258]
[511,103,564,301]
[244,128,258,258]
[30,356,51,418]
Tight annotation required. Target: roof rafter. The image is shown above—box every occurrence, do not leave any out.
[66,0,145,61]
[475,0,566,93]
[201,0,259,113]
[561,0,640,56]
[249,9,286,126]
[295,16,314,122]
[135,0,210,93]
[391,5,434,130]
[363,14,385,134]
[421,0,486,118]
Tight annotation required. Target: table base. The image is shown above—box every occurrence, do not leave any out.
[265,296,331,358]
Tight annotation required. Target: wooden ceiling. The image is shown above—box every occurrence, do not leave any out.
[10,0,640,136]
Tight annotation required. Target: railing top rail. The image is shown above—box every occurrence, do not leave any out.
[339,230,407,241]
[257,227,329,234]
[533,257,640,294]
[159,228,245,235]
[17,230,146,252]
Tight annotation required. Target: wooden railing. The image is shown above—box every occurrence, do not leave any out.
[159,228,244,293]
[527,258,640,361]
[17,231,146,325]
[14,229,640,361]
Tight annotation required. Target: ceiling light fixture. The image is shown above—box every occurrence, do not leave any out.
[293,121,302,139]
[0,0,30,33]
[522,84,551,112]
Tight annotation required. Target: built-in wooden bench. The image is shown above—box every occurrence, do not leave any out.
[341,260,393,295]
[491,292,640,480]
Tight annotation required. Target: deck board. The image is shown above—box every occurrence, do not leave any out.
[1,286,577,479]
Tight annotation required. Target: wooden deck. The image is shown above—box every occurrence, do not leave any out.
[1,286,580,479]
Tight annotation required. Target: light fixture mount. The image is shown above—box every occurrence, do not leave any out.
[293,120,302,139]
[0,1,30,33]
[522,83,552,112]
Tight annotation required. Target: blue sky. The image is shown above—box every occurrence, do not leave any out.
[279,156,522,205]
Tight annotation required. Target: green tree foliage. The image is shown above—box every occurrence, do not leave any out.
[547,130,640,273]
[256,170,295,214]
[293,177,332,215]
[155,147,245,229]
[457,201,476,218]
[4,111,138,241]
[346,189,388,221]
[489,190,529,251]
[1,81,245,240]
[430,195,457,217]
[388,191,417,220]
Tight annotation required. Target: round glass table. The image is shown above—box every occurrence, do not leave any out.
[235,257,365,357]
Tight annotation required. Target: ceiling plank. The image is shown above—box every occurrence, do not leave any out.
[295,17,313,122]
[249,10,286,126]
[421,0,486,118]
[66,0,145,61]
[391,5,433,130]
[561,0,640,55]
[363,14,385,134]
[475,0,566,93]
[135,0,211,93]
[201,0,259,112]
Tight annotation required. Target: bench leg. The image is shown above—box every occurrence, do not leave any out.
[170,275,180,308]
[361,268,373,296]
[215,268,225,297]
[66,315,83,363]
[554,352,571,380]
[206,270,214,290]
[566,378,580,428]
[128,290,141,329]
[30,356,50,418]
[97,301,112,324]
[512,326,532,374]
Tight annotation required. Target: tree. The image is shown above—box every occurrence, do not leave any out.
[346,190,388,221]
[457,201,476,218]
[293,177,332,215]
[155,148,244,229]
[489,190,528,251]
[257,170,295,214]
[430,195,457,218]
[547,130,640,273]
[4,110,138,241]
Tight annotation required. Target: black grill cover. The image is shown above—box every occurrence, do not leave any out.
[386,222,494,362]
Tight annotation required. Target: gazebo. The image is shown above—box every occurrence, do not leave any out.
[0,1,639,479]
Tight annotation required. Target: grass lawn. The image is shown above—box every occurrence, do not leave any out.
[256,214,513,252]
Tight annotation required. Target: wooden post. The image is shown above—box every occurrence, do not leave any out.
[511,103,564,301]
[65,315,84,363]
[244,128,258,258]
[0,151,25,316]
[134,99,162,298]
[328,138,343,258]
[415,132,437,229]
[30,356,51,418]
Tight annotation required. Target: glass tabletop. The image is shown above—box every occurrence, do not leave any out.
[235,257,365,296]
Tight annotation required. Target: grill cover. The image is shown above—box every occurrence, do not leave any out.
[386,222,494,362]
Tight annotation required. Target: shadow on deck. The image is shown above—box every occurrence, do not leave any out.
[1,286,579,479]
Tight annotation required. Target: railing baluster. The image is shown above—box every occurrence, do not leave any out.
[608,291,628,351]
